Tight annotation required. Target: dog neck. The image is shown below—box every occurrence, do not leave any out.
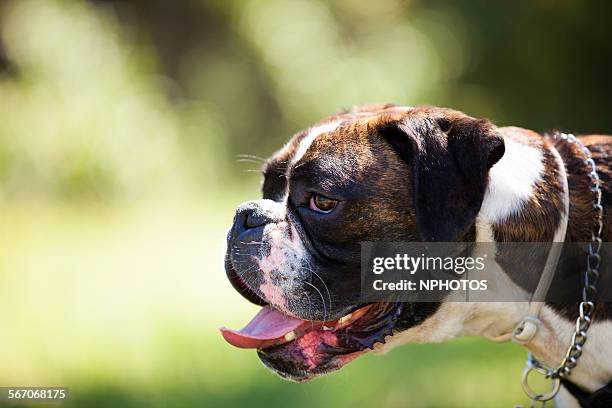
[471,128,611,392]
[379,129,611,396]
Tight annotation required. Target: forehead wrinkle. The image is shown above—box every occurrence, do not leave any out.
[294,123,377,190]
[299,161,355,191]
[289,120,342,169]
[282,107,418,194]
[279,120,341,200]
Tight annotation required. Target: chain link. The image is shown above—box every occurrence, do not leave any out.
[546,133,604,380]
[518,133,604,407]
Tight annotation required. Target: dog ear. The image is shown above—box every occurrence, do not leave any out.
[381,113,505,241]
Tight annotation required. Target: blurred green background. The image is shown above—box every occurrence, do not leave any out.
[1,1,611,407]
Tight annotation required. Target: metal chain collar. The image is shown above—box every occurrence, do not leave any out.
[519,133,605,406]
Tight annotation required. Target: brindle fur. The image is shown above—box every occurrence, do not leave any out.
[226,104,611,382]
[261,104,611,322]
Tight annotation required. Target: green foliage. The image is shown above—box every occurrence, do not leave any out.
[0,0,189,201]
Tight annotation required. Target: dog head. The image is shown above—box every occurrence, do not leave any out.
[221,105,505,381]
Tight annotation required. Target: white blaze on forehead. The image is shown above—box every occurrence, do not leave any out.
[479,137,544,222]
[291,120,342,166]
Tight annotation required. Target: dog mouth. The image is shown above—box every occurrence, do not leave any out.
[223,248,404,381]
[220,302,403,381]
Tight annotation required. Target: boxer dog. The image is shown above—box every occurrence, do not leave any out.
[221,105,611,407]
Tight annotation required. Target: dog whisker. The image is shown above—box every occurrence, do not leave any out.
[301,289,316,330]
[307,266,333,317]
[235,158,264,164]
[235,154,266,162]
[304,281,327,324]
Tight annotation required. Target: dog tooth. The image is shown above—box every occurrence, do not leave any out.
[338,313,353,324]
[284,331,296,342]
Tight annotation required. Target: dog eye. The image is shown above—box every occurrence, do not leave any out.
[309,194,338,213]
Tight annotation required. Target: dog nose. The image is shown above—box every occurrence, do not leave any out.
[245,211,267,229]
[233,203,272,242]
[236,207,267,231]
[231,200,285,243]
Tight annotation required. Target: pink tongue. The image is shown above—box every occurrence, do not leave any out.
[220,306,306,349]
